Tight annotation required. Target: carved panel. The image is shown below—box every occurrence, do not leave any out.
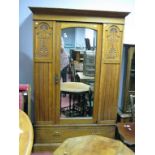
[34,21,53,61]
[103,24,123,63]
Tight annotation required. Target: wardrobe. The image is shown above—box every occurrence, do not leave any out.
[30,7,129,152]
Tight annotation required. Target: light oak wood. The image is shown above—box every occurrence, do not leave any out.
[102,24,124,63]
[19,110,33,155]
[30,7,128,152]
[53,135,134,155]
[98,63,121,120]
[34,62,55,123]
[34,124,115,144]
[60,22,101,30]
[33,143,61,153]
[33,14,125,25]
[34,21,53,62]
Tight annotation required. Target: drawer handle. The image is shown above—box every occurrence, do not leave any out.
[54,131,61,135]
[64,151,68,155]
[55,131,60,134]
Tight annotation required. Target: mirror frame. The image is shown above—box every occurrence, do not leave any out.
[55,22,102,124]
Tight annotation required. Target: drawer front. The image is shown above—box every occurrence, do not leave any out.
[34,125,115,143]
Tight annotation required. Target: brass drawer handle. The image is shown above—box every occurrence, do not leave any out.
[55,131,60,134]
[54,131,61,136]
[64,151,69,155]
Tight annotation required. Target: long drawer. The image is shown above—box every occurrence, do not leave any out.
[34,124,116,143]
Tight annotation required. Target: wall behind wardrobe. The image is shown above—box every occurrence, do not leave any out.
[19,0,135,120]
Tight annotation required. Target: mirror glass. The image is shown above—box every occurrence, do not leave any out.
[60,27,97,118]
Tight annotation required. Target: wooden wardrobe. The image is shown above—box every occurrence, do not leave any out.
[30,7,129,152]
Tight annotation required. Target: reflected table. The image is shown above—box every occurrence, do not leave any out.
[60,82,91,117]
[53,135,134,155]
[76,72,94,83]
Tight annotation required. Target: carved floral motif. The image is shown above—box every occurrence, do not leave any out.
[105,25,121,60]
[35,22,52,58]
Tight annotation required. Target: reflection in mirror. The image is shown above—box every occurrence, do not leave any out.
[60,27,97,118]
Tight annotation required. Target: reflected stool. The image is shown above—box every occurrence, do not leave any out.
[60,82,91,117]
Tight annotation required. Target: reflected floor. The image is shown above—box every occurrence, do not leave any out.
[60,94,93,118]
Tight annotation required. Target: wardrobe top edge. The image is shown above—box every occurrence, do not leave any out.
[29,7,130,18]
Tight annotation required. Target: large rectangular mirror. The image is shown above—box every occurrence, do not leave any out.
[54,22,102,123]
[60,27,97,118]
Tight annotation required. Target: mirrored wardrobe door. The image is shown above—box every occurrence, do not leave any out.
[55,22,102,124]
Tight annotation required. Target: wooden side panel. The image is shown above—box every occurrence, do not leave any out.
[34,20,55,123]
[98,24,124,121]
[34,63,54,122]
[99,64,120,120]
